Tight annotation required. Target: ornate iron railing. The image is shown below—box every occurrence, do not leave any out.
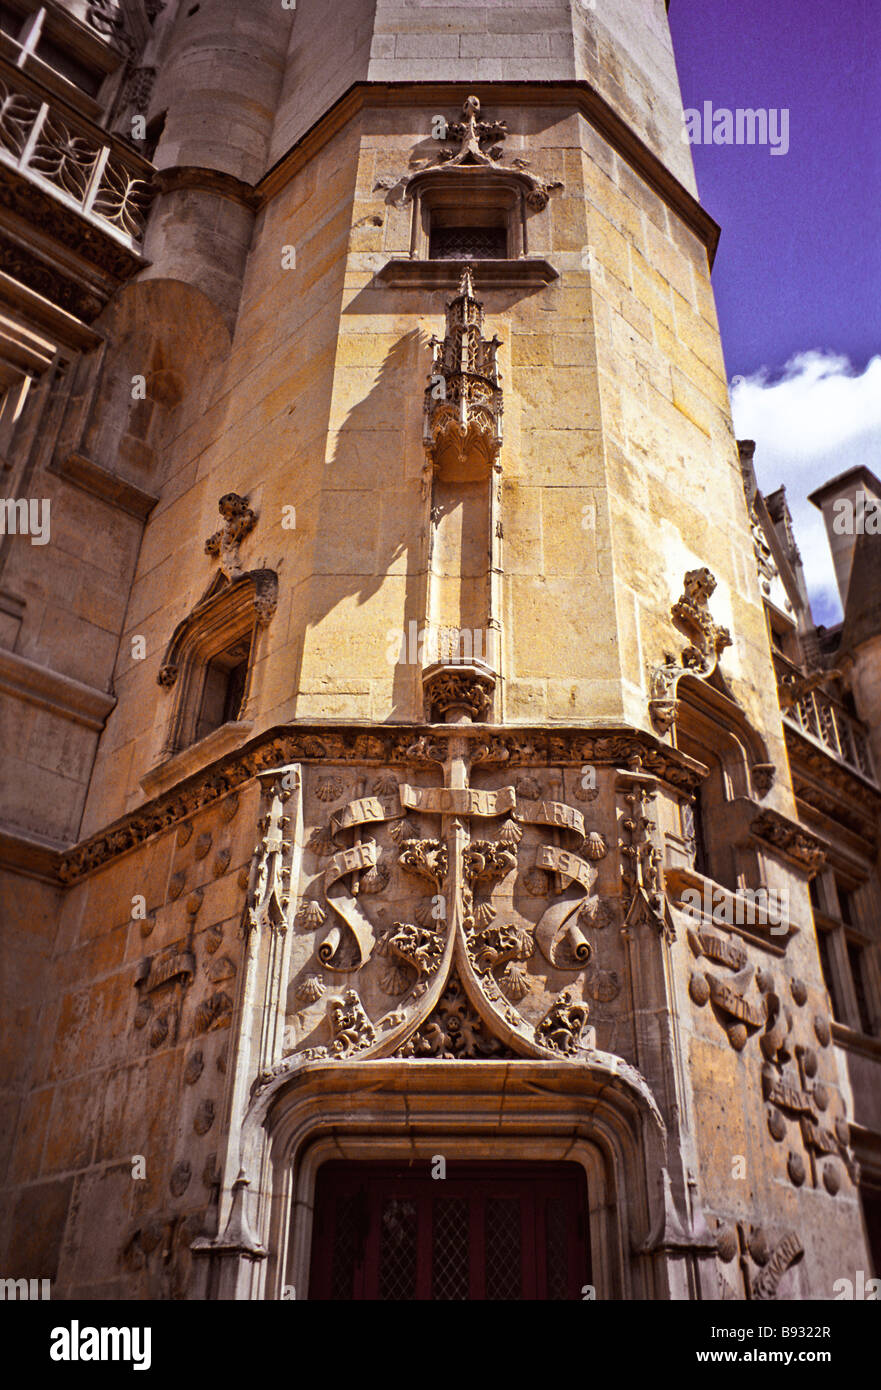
[0,66,153,243]
[776,655,876,781]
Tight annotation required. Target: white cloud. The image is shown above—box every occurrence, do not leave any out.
[731,352,881,626]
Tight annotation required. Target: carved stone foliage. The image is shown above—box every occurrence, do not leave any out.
[424,666,495,723]
[649,568,732,733]
[618,767,666,935]
[749,809,827,876]
[426,94,562,209]
[396,971,515,1059]
[276,749,628,1066]
[714,1220,805,1300]
[204,493,257,582]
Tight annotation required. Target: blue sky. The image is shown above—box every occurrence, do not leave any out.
[669,0,881,624]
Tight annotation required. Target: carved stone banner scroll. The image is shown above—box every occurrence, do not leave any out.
[262,743,618,1070]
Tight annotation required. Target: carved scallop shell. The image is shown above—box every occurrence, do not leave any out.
[582,831,608,861]
[472,900,496,928]
[523,868,549,897]
[372,773,399,798]
[414,897,444,926]
[297,974,326,1005]
[497,818,523,845]
[316,776,344,803]
[307,827,335,859]
[388,817,420,845]
[499,961,531,1002]
[379,963,411,996]
[574,782,600,803]
[296,899,327,930]
[360,860,389,894]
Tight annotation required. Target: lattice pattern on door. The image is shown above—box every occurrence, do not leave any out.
[310,1162,590,1300]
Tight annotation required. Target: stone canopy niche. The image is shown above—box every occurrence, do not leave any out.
[422,267,503,722]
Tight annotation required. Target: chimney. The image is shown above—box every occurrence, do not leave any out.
[808,466,881,607]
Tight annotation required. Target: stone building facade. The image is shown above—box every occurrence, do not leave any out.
[0,0,878,1300]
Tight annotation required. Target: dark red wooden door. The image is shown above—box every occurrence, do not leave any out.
[309,1161,590,1300]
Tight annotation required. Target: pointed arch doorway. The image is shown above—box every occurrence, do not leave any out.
[309,1159,590,1300]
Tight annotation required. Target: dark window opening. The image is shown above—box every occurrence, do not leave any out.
[817,929,844,1022]
[429,226,508,261]
[808,876,821,911]
[35,37,103,96]
[860,1185,881,1278]
[194,636,250,743]
[0,5,22,38]
[310,1161,591,1301]
[847,940,874,1036]
[683,790,710,880]
[836,878,855,926]
[142,112,166,161]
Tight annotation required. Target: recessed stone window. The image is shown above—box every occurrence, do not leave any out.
[193,634,252,744]
[156,568,277,760]
[408,169,528,261]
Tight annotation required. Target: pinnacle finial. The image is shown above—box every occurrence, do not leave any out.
[458,265,475,299]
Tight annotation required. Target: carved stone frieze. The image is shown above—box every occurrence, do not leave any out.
[57,725,701,884]
[749,809,827,876]
[275,745,618,1064]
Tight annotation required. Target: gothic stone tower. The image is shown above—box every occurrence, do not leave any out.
[0,0,873,1300]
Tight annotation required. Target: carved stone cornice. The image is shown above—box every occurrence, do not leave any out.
[749,809,828,877]
[0,646,116,731]
[257,83,721,266]
[153,165,260,212]
[0,167,148,319]
[784,722,881,808]
[378,258,558,290]
[55,724,705,885]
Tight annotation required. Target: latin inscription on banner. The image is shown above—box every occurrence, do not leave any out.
[517,800,586,837]
[536,845,595,891]
[325,842,378,887]
[331,797,393,834]
[400,785,516,817]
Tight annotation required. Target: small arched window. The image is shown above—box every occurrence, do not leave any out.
[156,568,277,760]
[673,675,773,892]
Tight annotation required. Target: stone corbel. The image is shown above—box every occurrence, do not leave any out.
[649,568,732,734]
